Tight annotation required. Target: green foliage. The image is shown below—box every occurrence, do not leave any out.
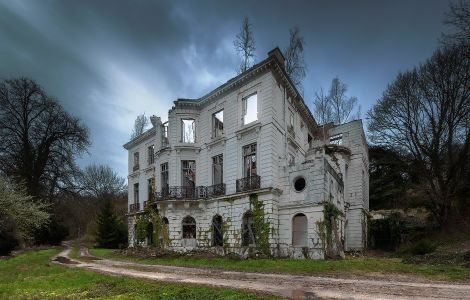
[135,204,169,248]
[408,241,437,256]
[0,249,278,299]
[0,176,50,253]
[250,194,271,257]
[96,197,127,248]
[33,214,69,246]
[317,202,342,257]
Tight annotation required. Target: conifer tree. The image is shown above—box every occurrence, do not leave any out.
[96,197,127,248]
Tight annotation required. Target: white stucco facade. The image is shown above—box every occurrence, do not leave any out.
[123,48,369,258]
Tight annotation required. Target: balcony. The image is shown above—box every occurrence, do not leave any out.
[129,202,140,212]
[155,184,226,201]
[236,175,261,193]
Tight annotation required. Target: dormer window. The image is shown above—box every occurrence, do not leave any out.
[212,110,224,138]
[181,119,195,143]
[242,93,257,125]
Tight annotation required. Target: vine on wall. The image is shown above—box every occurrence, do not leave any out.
[250,194,271,257]
[316,202,344,258]
[134,203,170,248]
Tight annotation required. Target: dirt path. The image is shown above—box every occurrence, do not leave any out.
[52,246,470,300]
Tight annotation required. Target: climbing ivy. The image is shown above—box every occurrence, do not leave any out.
[316,202,342,258]
[250,194,271,257]
[134,203,170,248]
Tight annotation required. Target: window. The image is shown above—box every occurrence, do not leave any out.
[182,216,196,239]
[212,215,223,246]
[148,145,155,165]
[181,119,195,143]
[212,154,223,185]
[162,122,168,147]
[288,153,295,166]
[161,217,169,244]
[212,110,224,138]
[329,134,343,145]
[289,109,295,130]
[182,160,196,198]
[242,93,257,125]
[294,177,306,192]
[133,152,139,170]
[242,143,257,178]
[160,163,169,193]
[147,178,154,200]
[133,183,139,203]
[242,211,256,246]
[292,213,308,246]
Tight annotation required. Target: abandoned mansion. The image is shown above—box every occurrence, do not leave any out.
[123,48,369,258]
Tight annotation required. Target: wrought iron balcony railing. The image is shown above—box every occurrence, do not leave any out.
[236,175,261,193]
[129,202,140,212]
[154,183,227,201]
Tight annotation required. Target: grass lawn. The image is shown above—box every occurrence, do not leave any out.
[0,249,281,299]
[90,248,470,282]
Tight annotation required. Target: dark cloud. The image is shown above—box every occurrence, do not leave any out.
[0,0,452,177]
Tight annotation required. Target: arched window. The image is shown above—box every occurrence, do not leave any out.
[242,211,256,246]
[212,215,223,246]
[161,217,169,244]
[292,213,308,246]
[147,222,154,246]
[182,216,196,239]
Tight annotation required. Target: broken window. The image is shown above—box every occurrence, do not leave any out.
[182,216,196,239]
[147,178,154,201]
[289,109,295,130]
[243,93,257,125]
[212,154,223,185]
[212,215,223,247]
[292,213,307,246]
[212,110,224,138]
[181,119,195,143]
[243,143,257,178]
[162,122,169,147]
[147,145,155,165]
[288,153,295,166]
[133,183,139,203]
[161,217,169,244]
[242,211,256,246]
[133,152,139,170]
[329,133,343,145]
[160,163,169,194]
[182,160,196,198]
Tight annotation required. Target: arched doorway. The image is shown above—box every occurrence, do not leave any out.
[292,213,307,246]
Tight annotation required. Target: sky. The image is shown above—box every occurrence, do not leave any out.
[0,0,454,178]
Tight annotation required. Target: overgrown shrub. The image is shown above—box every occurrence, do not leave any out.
[0,212,19,255]
[408,240,437,256]
[33,215,69,246]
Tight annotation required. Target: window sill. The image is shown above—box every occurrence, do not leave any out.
[236,122,262,139]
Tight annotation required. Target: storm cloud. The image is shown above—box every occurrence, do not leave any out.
[0,0,451,177]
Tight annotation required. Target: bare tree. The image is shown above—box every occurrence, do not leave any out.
[234,17,256,74]
[0,77,90,198]
[367,45,470,225]
[312,88,333,125]
[284,27,307,88]
[328,77,359,124]
[131,113,149,139]
[79,164,126,198]
[442,0,470,46]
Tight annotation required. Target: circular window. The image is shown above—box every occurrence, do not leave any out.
[293,177,306,192]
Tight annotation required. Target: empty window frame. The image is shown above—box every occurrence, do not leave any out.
[292,213,308,246]
[182,216,196,239]
[329,133,343,145]
[160,163,169,192]
[133,183,139,204]
[181,119,195,143]
[133,152,139,170]
[288,153,295,166]
[242,143,257,178]
[148,145,155,165]
[289,109,295,130]
[147,178,154,201]
[212,215,223,246]
[212,110,224,138]
[212,154,223,185]
[242,211,256,246]
[162,122,169,146]
[242,93,257,125]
